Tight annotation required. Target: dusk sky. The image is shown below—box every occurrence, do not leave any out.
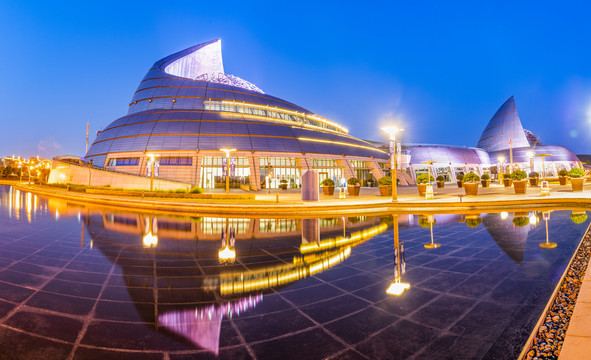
[2,1,591,158]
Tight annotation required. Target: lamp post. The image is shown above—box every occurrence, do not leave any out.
[535,154,552,181]
[147,154,159,192]
[498,156,505,184]
[381,126,404,202]
[220,149,236,195]
[386,214,410,295]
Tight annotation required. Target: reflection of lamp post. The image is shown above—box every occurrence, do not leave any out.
[219,218,236,263]
[147,154,159,191]
[143,216,158,248]
[539,211,557,248]
[386,214,410,296]
[498,156,505,183]
[220,149,236,195]
[423,215,440,248]
[535,154,552,181]
[381,126,404,202]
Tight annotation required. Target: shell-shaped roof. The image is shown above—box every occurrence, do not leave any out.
[85,40,387,167]
[477,96,530,152]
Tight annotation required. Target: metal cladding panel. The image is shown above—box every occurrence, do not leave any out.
[406,146,491,165]
[197,135,251,151]
[85,140,113,156]
[152,87,180,98]
[137,78,166,89]
[94,128,120,142]
[477,96,530,152]
[152,121,186,134]
[179,136,199,149]
[133,87,158,100]
[245,123,296,137]
[488,145,579,163]
[119,123,158,137]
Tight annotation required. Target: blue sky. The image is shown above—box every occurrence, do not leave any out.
[2,1,591,158]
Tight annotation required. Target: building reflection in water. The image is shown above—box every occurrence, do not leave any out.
[79,211,386,354]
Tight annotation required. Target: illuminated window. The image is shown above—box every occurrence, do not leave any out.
[108,158,140,166]
[160,157,193,166]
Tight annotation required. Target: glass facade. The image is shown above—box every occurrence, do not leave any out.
[201,157,250,189]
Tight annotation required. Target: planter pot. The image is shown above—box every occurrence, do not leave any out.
[417,183,428,196]
[436,181,445,188]
[348,185,360,196]
[456,181,463,188]
[481,180,490,188]
[279,184,288,190]
[559,176,567,185]
[379,185,392,196]
[322,186,335,195]
[571,177,584,192]
[529,178,539,186]
[513,180,527,194]
[503,179,513,187]
[366,182,374,188]
[464,182,479,196]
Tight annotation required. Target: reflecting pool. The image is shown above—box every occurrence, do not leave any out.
[0,185,589,359]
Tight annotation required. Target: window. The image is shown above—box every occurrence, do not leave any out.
[160,157,192,166]
[108,158,139,166]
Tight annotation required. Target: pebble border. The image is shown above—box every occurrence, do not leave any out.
[523,230,591,359]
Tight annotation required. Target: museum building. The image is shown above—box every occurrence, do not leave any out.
[83,39,390,190]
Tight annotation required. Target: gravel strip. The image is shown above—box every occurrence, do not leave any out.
[524,232,591,359]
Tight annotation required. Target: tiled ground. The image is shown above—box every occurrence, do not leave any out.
[0,187,589,359]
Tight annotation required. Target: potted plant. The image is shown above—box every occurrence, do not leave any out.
[416,173,434,196]
[436,175,445,188]
[568,167,585,192]
[481,173,490,188]
[347,177,361,196]
[463,172,480,196]
[456,174,464,188]
[570,212,588,224]
[321,178,335,195]
[529,171,540,186]
[378,176,392,196]
[503,173,513,187]
[366,179,374,187]
[558,169,568,185]
[279,179,288,190]
[512,215,530,227]
[511,170,528,194]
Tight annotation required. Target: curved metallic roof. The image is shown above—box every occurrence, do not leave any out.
[403,144,491,165]
[85,40,387,166]
[477,96,530,152]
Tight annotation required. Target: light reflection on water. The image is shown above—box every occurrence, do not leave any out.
[0,185,589,359]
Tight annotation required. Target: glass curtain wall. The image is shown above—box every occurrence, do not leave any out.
[200,157,250,189]
[311,159,343,187]
[259,158,300,189]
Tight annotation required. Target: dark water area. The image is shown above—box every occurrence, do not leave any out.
[0,185,588,359]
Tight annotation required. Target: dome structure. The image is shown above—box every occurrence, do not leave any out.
[84,40,388,189]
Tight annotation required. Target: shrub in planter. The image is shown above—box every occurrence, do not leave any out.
[436,175,445,188]
[321,178,335,195]
[377,176,392,196]
[570,212,588,224]
[465,217,482,228]
[558,169,568,185]
[416,173,434,196]
[279,179,288,190]
[481,173,491,188]
[568,167,585,192]
[529,171,540,186]
[512,216,529,227]
[463,172,480,196]
[347,177,360,196]
[456,174,464,188]
[511,170,528,194]
[502,173,513,187]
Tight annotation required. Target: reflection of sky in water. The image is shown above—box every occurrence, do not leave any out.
[0,185,589,359]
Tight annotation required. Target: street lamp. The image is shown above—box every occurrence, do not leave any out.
[535,154,552,181]
[146,154,159,191]
[386,214,410,296]
[220,148,236,195]
[381,126,404,202]
[498,156,505,183]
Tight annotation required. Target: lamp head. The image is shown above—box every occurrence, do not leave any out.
[381,126,404,140]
